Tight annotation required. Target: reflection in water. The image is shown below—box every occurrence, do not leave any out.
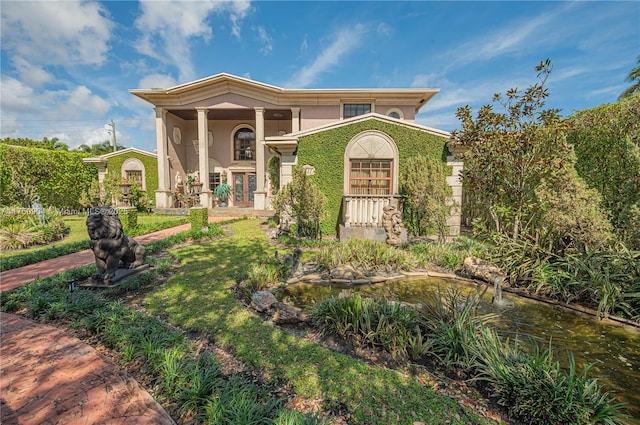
[280,278,640,422]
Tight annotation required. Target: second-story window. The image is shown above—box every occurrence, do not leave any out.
[343,103,371,118]
[234,128,255,161]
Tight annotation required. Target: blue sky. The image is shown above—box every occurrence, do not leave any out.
[1,1,638,152]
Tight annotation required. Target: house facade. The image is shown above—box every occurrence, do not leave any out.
[83,147,158,206]
[130,73,463,238]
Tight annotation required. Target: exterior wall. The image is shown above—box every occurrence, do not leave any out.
[299,105,340,130]
[296,118,452,237]
[104,151,158,205]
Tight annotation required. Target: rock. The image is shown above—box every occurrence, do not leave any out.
[369,276,389,284]
[272,302,304,324]
[301,262,320,274]
[250,291,277,312]
[330,266,358,280]
[459,257,505,283]
[300,273,323,282]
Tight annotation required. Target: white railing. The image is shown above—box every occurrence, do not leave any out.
[342,195,404,227]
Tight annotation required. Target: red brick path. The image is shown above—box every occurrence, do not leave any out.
[0,218,236,424]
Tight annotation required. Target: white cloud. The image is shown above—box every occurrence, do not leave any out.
[0,0,113,66]
[134,0,251,82]
[138,73,178,89]
[441,3,577,68]
[286,25,368,88]
[11,57,54,88]
[0,76,36,113]
[256,26,273,55]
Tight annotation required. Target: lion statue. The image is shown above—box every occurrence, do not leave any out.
[86,207,146,283]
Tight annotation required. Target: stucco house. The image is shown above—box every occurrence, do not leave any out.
[82,147,158,206]
[130,73,462,239]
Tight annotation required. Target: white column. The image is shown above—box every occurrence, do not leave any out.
[196,107,212,208]
[254,107,266,209]
[291,107,300,133]
[154,107,171,208]
[446,147,465,237]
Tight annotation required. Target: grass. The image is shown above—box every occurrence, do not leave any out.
[1,223,323,424]
[143,219,492,424]
[0,213,188,271]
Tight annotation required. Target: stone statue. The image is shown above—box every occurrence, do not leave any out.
[86,207,146,285]
[31,194,45,225]
[382,205,403,246]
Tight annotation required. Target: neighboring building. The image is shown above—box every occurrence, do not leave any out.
[83,147,158,205]
[130,73,462,239]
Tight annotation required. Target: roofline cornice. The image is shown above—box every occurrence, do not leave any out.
[130,73,439,112]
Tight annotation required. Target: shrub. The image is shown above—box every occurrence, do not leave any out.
[309,293,427,359]
[273,165,327,239]
[189,207,208,231]
[314,238,416,271]
[401,155,453,241]
[0,209,69,250]
[471,327,627,425]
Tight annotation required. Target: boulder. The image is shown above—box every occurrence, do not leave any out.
[250,291,277,312]
[272,302,305,324]
[459,257,506,283]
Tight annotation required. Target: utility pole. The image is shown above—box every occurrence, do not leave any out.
[108,119,116,152]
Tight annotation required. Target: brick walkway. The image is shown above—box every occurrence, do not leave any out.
[0,217,232,293]
[0,217,236,424]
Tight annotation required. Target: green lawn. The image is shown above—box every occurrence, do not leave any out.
[0,213,187,271]
[144,219,494,425]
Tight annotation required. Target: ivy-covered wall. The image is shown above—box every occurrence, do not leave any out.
[106,151,159,198]
[296,118,449,236]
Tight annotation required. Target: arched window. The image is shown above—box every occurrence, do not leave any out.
[386,108,403,120]
[121,158,146,190]
[234,127,255,161]
[344,131,399,195]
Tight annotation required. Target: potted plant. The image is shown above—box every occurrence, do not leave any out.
[214,182,233,207]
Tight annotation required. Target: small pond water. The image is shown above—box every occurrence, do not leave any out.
[280,277,640,422]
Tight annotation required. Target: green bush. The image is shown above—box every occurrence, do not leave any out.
[314,238,416,271]
[118,208,138,229]
[309,294,427,359]
[0,143,97,208]
[471,327,627,425]
[189,207,208,231]
[563,96,640,248]
[0,209,69,250]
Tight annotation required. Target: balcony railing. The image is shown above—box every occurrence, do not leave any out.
[341,194,404,228]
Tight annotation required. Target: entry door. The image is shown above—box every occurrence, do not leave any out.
[233,173,256,207]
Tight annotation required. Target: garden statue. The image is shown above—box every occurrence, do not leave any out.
[86,206,146,285]
[382,205,403,245]
[30,194,45,224]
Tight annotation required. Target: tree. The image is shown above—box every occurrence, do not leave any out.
[76,140,125,155]
[619,55,640,100]
[451,60,611,252]
[401,155,453,242]
[1,137,68,150]
[273,165,327,239]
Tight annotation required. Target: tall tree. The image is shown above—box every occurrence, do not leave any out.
[451,60,611,252]
[76,140,125,155]
[619,55,640,100]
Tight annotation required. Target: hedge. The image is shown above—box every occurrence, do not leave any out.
[562,95,640,247]
[0,144,97,209]
[296,118,449,236]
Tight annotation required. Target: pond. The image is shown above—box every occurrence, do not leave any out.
[280,277,640,423]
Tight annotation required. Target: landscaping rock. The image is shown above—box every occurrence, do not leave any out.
[250,291,278,312]
[272,302,305,324]
[459,257,505,283]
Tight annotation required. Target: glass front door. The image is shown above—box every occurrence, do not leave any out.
[233,173,256,207]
